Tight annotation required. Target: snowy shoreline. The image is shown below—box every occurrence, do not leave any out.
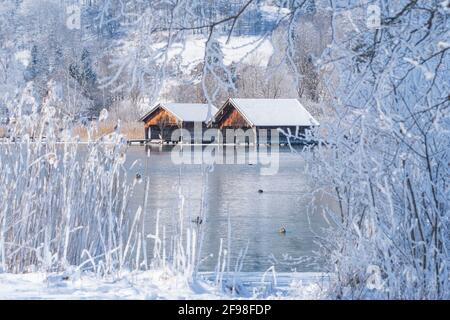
[0,271,329,300]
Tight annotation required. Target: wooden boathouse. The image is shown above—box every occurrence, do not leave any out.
[140,103,217,143]
[210,98,319,144]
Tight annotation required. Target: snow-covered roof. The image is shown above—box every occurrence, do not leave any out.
[141,103,218,123]
[226,98,319,127]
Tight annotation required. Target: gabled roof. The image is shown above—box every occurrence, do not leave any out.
[221,98,319,127]
[140,103,218,123]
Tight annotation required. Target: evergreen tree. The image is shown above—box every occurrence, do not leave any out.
[81,49,97,88]
[24,45,39,81]
[69,49,97,89]
[304,0,316,15]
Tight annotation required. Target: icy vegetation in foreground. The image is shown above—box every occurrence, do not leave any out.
[0,103,327,299]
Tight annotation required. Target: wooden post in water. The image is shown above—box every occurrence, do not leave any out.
[253,127,258,146]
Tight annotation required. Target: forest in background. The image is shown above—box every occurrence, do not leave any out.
[0,0,328,128]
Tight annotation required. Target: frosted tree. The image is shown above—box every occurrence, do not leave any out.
[295,0,450,299]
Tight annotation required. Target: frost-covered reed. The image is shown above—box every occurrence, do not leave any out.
[0,106,131,274]
[0,103,205,281]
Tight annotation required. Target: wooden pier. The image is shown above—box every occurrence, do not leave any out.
[127,139,181,146]
[127,139,148,145]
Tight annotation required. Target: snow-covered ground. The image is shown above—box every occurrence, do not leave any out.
[166,35,274,71]
[0,271,329,300]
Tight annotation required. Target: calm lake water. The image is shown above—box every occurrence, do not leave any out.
[125,145,330,272]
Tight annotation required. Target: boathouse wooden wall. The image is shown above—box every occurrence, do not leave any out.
[218,108,249,129]
[143,107,178,141]
[213,102,311,144]
[142,107,210,142]
[143,107,179,129]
